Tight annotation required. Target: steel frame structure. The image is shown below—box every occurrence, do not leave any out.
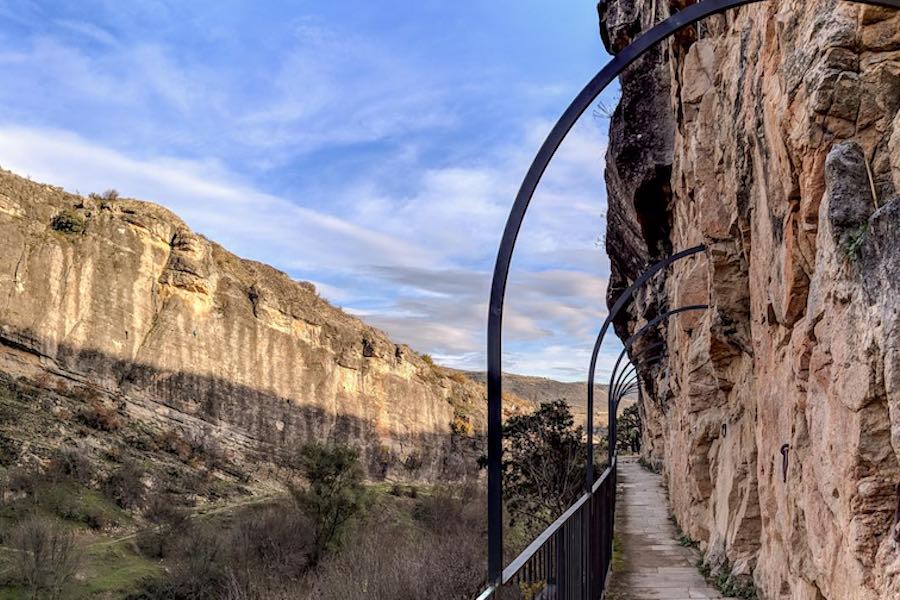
[605,306,708,461]
[483,0,900,593]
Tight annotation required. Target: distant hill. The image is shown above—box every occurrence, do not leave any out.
[460,371,625,428]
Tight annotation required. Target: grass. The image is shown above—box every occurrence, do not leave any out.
[668,514,699,549]
[0,537,162,599]
[697,558,759,599]
[79,540,163,597]
[0,482,130,535]
[611,535,624,571]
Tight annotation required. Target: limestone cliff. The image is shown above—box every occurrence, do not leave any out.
[0,168,491,483]
[601,1,900,598]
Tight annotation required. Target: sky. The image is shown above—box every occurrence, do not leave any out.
[0,0,625,381]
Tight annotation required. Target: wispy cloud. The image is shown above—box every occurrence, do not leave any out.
[0,126,437,272]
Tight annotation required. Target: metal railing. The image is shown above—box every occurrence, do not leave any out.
[476,458,617,600]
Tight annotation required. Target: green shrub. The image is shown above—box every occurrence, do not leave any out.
[290,442,370,565]
[481,400,588,530]
[50,209,86,234]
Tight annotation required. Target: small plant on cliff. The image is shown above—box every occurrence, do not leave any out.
[290,442,370,565]
[76,397,120,432]
[698,559,759,599]
[844,222,869,261]
[50,209,86,234]
[88,188,119,208]
[480,400,587,530]
[450,407,475,437]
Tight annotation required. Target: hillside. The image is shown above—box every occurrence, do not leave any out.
[461,371,620,427]
[0,167,504,485]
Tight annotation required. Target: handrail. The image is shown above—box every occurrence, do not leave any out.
[501,457,617,584]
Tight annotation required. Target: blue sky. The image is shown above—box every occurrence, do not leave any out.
[0,0,625,381]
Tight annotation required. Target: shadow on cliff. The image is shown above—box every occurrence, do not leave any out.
[0,326,484,483]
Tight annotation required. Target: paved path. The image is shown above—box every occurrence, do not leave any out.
[606,458,734,600]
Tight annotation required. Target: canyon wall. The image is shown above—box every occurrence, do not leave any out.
[0,168,489,482]
[600,1,900,598]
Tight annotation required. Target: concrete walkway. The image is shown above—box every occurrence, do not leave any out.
[605,458,734,600]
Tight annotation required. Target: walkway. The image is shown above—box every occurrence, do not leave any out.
[606,457,735,600]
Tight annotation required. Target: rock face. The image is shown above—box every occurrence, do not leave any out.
[0,168,488,483]
[601,1,900,598]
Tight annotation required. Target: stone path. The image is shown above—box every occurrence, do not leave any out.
[605,457,735,600]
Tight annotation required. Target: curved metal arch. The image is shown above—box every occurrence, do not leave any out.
[486,0,900,581]
[606,305,708,461]
[611,347,668,407]
[609,342,664,403]
[614,378,639,406]
[616,383,640,407]
[583,246,705,491]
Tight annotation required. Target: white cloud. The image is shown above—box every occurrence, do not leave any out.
[0,126,436,272]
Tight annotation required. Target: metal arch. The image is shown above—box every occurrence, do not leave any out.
[606,305,708,461]
[614,380,639,408]
[611,347,667,406]
[583,245,705,492]
[585,243,703,491]
[609,342,664,403]
[485,0,900,583]
[616,383,640,408]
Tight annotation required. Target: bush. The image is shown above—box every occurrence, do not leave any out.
[76,398,120,431]
[413,483,482,534]
[290,442,369,565]
[46,446,94,485]
[139,524,228,600]
[11,518,80,600]
[450,408,475,437]
[104,460,145,509]
[309,521,485,600]
[88,189,120,211]
[481,400,588,530]
[50,209,86,234]
[0,433,20,466]
[2,465,43,496]
[137,492,190,558]
[132,502,313,599]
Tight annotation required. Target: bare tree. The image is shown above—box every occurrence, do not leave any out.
[12,518,80,600]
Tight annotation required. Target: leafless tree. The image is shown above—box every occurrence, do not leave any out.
[12,518,80,600]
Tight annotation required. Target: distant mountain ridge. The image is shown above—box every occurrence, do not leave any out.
[460,371,615,426]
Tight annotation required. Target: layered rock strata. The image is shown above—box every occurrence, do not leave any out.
[0,168,488,482]
[601,1,900,598]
